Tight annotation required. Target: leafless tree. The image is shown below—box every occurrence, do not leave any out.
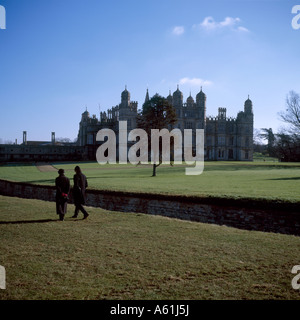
[279,91,300,133]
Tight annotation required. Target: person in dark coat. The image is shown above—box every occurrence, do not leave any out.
[55,169,70,221]
[72,166,89,219]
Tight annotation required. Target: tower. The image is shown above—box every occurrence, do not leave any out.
[23,131,27,145]
[186,92,194,108]
[244,95,253,115]
[172,85,183,108]
[121,86,130,108]
[51,132,55,144]
[167,90,173,106]
[196,87,206,129]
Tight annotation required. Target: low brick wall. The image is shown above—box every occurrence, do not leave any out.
[0,179,299,236]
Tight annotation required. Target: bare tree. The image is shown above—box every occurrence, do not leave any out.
[279,91,300,133]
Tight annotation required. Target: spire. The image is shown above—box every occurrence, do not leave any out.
[145,88,150,104]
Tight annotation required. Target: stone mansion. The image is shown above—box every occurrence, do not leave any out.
[0,86,253,162]
[77,86,254,161]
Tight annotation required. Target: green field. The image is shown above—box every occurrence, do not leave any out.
[0,161,300,203]
[0,195,300,300]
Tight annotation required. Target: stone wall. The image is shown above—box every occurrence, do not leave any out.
[0,179,299,236]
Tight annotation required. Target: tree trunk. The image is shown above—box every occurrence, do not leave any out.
[152,163,157,177]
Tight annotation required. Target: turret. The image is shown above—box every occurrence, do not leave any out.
[196,87,206,108]
[121,86,130,108]
[167,90,173,106]
[218,108,226,120]
[172,85,183,107]
[244,95,253,114]
[196,87,206,128]
[186,92,194,108]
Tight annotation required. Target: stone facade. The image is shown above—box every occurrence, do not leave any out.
[77,87,254,161]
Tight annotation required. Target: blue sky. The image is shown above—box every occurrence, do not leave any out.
[0,0,299,143]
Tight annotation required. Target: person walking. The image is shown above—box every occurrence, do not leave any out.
[55,169,70,221]
[72,166,89,219]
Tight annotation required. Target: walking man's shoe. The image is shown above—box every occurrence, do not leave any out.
[83,213,89,220]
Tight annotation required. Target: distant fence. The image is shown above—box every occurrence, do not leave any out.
[0,179,299,236]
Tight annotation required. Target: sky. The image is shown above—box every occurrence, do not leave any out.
[0,0,299,143]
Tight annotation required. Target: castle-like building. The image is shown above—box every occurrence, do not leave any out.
[77,86,254,161]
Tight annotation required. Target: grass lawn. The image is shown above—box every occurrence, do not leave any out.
[0,161,300,203]
[0,195,300,300]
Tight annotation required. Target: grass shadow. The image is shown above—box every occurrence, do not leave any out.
[267,177,300,181]
[0,219,58,225]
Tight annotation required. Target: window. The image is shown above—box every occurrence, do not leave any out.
[245,137,249,147]
[218,136,225,146]
[87,134,94,145]
[207,136,212,145]
[184,122,193,129]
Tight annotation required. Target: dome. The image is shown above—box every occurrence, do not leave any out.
[244,95,253,114]
[187,94,194,104]
[82,108,89,117]
[196,87,206,103]
[167,90,173,104]
[245,95,252,105]
[121,86,130,98]
[172,86,183,107]
[173,85,183,100]
[121,86,130,107]
[196,87,205,97]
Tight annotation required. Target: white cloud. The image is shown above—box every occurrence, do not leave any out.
[237,26,250,33]
[194,16,248,32]
[172,26,185,35]
[179,77,213,87]
[220,17,240,27]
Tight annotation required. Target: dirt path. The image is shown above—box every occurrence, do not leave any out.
[35,163,58,172]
